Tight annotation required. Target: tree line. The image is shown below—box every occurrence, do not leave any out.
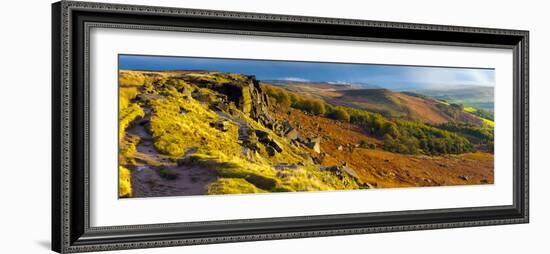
[263,84,487,155]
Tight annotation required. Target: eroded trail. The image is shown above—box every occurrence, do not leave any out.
[127,108,217,198]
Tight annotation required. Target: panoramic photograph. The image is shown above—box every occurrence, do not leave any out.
[118,55,495,198]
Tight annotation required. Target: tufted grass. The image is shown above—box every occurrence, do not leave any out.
[119,103,144,143]
[149,93,241,158]
[208,178,267,195]
[119,134,139,166]
[276,166,360,192]
[119,71,146,87]
[118,166,132,198]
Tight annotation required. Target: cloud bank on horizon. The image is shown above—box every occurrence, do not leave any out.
[119,55,495,90]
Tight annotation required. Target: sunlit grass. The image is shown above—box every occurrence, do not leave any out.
[276,166,360,192]
[482,118,495,128]
[119,103,144,142]
[462,106,494,128]
[119,87,139,110]
[464,106,477,113]
[186,153,359,193]
[119,71,146,87]
[119,134,139,166]
[437,100,450,106]
[208,178,267,195]
[149,91,241,158]
[118,166,132,198]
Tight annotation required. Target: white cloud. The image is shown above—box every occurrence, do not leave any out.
[280,77,309,82]
[328,81,352,85]
[406,68,495,87]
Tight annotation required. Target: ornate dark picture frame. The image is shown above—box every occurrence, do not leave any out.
[52,1,529,253]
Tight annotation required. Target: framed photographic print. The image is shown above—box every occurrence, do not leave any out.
[52,1,529,253]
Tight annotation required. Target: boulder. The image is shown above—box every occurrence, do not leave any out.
[266,146,277,156]
[459,175,470,181]
[361,182,375,189]
[312,156,323,165]
[321,164,361,182]
[341,166,360,180]
[269,139,283,153]
[322,165,342,176]
[282,120,292,132]
[306,137,321,153]
[254,130,269,141]
[285,128,300,140]
[210,120,230,132]
[253,129,283,154]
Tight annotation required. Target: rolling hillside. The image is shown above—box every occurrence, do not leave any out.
[118,71,494,198]
[410,86,494,113]
[269,81,486,126]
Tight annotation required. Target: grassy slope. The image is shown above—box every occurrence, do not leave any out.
[464,106,494,128]
[118,70,362,197]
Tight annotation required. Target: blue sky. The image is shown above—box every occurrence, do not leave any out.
[119,55,495,90]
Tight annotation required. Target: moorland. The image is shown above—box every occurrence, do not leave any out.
[118,70,494,198]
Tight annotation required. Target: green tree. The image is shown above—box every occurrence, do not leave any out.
[278,91,291,107]
[311,100,326,116]
[382,122,400,138]
[330,107,350,122]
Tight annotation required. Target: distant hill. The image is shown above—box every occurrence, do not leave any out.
[264,80,380,90]
[408,86,494,113]
[269,81,485,126]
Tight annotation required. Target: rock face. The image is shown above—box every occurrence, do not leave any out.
[247,77,272,124]
[192,75,313,151]
[187,73,313,158]
[217,77,267,117]
[201,75,274,127]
